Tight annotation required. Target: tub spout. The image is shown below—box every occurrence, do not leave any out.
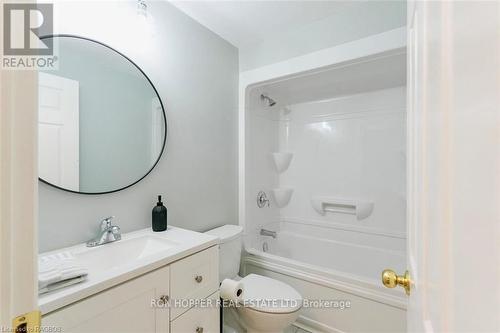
[260,228,277,239]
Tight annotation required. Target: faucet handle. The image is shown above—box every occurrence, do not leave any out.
[109,225,121,241]
[110,225,120,234]
[100,216,115,230]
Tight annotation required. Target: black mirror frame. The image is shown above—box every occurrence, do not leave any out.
[38,34,167,195]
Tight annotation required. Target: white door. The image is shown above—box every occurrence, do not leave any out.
[405,1,500,332]
[38,72,79,190]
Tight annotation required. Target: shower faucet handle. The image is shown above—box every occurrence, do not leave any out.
[257,191,270,208]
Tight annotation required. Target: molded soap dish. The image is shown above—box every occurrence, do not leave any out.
[271,152,293,173]
[271,188,293,208]
[311,197,374,220]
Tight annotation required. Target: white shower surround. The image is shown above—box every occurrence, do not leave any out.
[239,28,407,332]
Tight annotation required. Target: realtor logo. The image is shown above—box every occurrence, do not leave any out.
[2,3,57,69]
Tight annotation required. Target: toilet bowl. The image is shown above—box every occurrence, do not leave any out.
[237,307,301,333]
[205,225,303,333]
[236,274,302,333]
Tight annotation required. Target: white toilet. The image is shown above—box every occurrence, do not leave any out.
[206,225,302,333]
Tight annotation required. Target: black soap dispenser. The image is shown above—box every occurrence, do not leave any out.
[152,195,167,232]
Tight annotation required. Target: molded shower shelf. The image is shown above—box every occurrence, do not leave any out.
[272,189,293,208]
[311,197,374,220]
[271,152,293,173]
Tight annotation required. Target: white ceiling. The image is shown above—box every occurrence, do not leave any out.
[169,1,362,48]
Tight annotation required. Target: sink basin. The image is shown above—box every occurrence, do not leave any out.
[75,236,178,272]
[39,226,220,314]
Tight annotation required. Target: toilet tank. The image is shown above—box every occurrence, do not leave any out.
[205,225,243,281]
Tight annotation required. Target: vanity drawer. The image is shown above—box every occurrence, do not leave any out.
[170,292,219,333]
[170,246,218,319]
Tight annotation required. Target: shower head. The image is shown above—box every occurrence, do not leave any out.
[261,94,276,107]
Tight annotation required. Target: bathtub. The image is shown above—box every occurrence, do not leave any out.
[241,225,407,333]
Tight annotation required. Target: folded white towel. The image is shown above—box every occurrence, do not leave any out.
[39,251,88,294]
[39,276,87,294]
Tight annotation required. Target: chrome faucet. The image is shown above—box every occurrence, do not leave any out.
[86,216,121,247]
[260,228,277,239]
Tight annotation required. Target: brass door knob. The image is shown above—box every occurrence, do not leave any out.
[382,269,411,295]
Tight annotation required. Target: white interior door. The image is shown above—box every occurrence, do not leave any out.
[406,1,499,332]
[38,72,79,190]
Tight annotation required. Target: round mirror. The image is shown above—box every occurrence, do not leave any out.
[38,35,166,194]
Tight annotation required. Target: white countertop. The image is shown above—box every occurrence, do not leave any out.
[39,226,219,314]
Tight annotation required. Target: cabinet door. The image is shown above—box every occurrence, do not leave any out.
[42,266,170,333]
[170,292,220,333]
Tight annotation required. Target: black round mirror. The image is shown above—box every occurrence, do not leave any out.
[38,35,166,194]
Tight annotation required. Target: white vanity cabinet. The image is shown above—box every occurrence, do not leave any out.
[42,246,219,333]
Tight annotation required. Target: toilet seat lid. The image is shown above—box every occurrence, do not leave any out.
[240,274,302,313]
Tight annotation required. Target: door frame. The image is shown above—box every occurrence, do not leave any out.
[0,67,39,327]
